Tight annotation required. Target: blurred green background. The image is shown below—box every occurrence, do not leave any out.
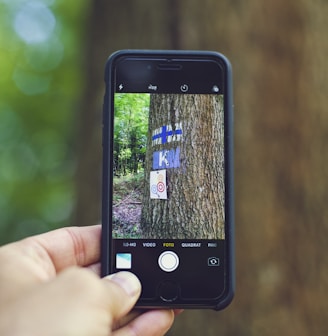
[1,0,328,335]
[0,0,89,243]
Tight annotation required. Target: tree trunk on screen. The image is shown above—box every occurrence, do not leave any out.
[140,94,225,239]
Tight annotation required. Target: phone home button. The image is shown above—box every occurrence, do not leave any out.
[158,251,179,272]
[158,281,179,302]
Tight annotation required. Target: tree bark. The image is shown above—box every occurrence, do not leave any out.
[141,94,225,239]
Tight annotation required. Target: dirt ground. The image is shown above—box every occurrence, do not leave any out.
[112,189,143,238]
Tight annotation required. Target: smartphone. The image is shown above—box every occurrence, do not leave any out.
[101,50,234,310]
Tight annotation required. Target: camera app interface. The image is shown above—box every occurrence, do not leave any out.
[113,93,225,239]
[112,90,226,300]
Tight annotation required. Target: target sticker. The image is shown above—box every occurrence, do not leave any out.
[151,185,157,194]
[157,182,165,193]
[150,169,167,199]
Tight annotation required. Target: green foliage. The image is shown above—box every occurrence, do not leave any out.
[0,0,88,244]
[114,93,149,176]
[113,172,144,203]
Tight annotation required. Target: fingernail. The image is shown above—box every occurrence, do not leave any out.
[105,271,141,297]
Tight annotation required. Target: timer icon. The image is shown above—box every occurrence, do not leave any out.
[180,84,189,93]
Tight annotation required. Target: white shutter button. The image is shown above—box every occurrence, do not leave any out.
[158,251,179,272]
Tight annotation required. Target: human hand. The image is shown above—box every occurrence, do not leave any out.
[0,226,179,336]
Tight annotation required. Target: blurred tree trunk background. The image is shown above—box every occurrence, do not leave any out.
[72,0,328,334]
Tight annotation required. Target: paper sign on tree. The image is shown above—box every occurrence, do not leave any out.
[150,169,167,199]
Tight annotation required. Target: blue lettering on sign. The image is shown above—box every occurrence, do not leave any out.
[152,124,182,146]
[153,147,180,169]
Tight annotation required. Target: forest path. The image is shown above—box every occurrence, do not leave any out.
[112,174,144,238]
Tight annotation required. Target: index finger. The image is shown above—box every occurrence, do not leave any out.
[0,225,101,302]
[32,225,102,274]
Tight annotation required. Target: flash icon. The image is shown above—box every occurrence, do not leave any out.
[118,84,124,91]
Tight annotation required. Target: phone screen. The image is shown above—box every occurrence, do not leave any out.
[102,51,234,309]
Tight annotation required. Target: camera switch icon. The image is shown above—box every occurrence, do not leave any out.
[208,257,220,267]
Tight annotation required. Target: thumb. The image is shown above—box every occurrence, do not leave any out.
[103,272,141,318]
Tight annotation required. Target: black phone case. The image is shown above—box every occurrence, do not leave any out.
[101,50,235,310]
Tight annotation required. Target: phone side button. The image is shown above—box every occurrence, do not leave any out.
[158,281,179,302]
